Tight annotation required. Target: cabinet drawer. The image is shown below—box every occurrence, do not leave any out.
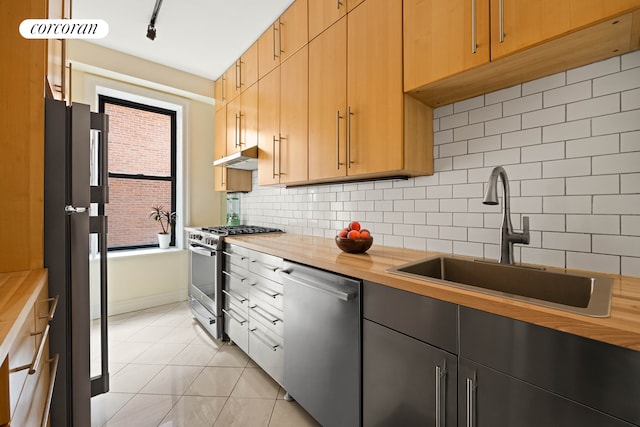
[223,268,250,301]
[248,272,283,311]
[248,318,284,385]
[460,307,640,426]
[224,308,248,354]
[224,245,250,270]
[249,302,284,339]
[363,281,458,354]
[248,251,284,283]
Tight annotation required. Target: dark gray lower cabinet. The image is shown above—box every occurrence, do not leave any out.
[458,358,635,427]
[363,319,457,426]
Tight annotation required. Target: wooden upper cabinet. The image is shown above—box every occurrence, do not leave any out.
[259,0,308,78]
[308,17,347,181]
[46,0,68,100]
[214,107,227,162]
[347,0,404,176]
[490,0,640,60]
[279,46,309,184]
[227,82,258,156]
[214,77,226,111]
[308,0,346,40]
[258,68,281,186]
[241,42,259,89]
[404,0,490,92]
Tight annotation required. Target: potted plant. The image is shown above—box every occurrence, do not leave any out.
[148,205,176,249]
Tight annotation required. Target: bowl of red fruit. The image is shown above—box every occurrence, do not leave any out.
[335,221,373,254]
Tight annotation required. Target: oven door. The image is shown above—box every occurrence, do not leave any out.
[189,243,223,339]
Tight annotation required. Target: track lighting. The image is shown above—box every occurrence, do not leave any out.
[146,0,163,41]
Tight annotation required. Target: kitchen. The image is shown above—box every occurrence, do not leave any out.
[1,0,640,426]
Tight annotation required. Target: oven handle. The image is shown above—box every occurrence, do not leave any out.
[189,244,216,257]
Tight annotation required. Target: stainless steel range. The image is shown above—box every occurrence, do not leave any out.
[187,225,283,339]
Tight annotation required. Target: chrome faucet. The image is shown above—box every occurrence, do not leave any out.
[482,166,530,264]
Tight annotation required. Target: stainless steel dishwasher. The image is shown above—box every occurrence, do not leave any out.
[281,261,361,427]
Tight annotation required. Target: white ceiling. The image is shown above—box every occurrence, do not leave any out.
[73,0,295,81]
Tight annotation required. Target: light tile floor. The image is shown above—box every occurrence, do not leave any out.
[91,301,320,427]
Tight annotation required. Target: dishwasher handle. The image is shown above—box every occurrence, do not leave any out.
[280,270,358,301]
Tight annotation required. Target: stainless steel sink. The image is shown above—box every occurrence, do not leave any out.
[386,256,613,317]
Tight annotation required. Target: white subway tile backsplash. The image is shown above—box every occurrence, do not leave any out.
[469,103,502,124]
[521,142,565,162]
[543,232,590,252]
[241,54,640,277]
[567,57,620,83]
[593,67,640,96]
[593,195,640,215]
[485,115,521,136]
[566,175,619,195]
[543,81,591,108]
[622,88,640,111]
[593,235,640,257]
[593,152,640,174]
[542,119,591,143]
[522,72,566,95]
[621,173,640,194]
[567,94,620,121]
[566,252,620,274]
[566,134,619,158]
[593,110,640,135]
[504,94,542,116]
[543,158,590,178]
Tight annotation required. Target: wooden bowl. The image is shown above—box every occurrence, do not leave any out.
[335,236,373,254]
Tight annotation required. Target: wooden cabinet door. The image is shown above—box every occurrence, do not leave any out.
[258,22,281,79]
[347,0,404,176]
[308,17,347,181]
[258,68,281,186]
[240,82,259,149]
[240,41,259,90]
[490,0,640,60]
[226,96,241,155]
[347,0,365,12]
[214,77,226,111]
[279,46,308,184]
[214,108,227,191]
[280,0,308,62]
[308,0,346,40]
[224,63,240,103]
[404,0,490,92]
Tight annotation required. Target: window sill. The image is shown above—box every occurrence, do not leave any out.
[103,247,186,259]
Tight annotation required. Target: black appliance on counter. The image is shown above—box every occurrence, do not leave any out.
[187,225,282,339]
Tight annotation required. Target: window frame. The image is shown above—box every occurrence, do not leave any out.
[99,95,178,251]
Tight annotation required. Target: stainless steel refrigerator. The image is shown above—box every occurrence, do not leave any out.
[44,98,110,427]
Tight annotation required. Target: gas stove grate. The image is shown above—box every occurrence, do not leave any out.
[201,225,283,235]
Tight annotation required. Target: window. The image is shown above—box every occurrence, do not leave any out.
[99,95,177,250]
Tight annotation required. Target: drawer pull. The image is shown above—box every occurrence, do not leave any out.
[223,270,247,282]
[466,374,477,427]
[250,259,280,272]
[39,295,59,321]
[13,324,51,375]
[250,283,280,299]
[40,354,60,427]
[223,308,247,325]
[250,304,281,325]
[223,251,247,261]
[435,361,447,427]
[250,327,279,351]
[222,289,247,303]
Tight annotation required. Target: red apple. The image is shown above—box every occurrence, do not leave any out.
[348,221,361,231]
[360,229,371,238]
[338,229,348,238]
[347,230,361,239]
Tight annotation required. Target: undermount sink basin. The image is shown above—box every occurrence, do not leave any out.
[387,256,613,317]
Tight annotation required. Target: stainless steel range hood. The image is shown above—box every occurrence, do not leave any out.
[213,145,258,170]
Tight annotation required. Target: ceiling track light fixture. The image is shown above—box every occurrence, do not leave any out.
[146,0,164,41]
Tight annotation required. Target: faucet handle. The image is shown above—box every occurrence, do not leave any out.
[522,216,530,244]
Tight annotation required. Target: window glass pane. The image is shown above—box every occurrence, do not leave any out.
[104,103,172,176]
[105,178,172,248]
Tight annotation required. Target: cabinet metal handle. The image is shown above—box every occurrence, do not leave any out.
[250,304,281,325]
[223,308,247,325]
[235,59,242,90]
[466,376,476,427]
[13,324,51,375]
[250,258,280,272]
[40,354,59,427]
[238,113,244,147]
[471,0,477,53]
[499,0,505,43]
[337,0,343,8]
[250,327,280,351]
[223,270,247,282]
[435,363,447,427]
[272,23,279,60]
[222,251,247,261]
[336,110,343,170]
[220,166,225,186]
[250,283,281,299]
[278,21,284,55]
[39,295,59,321]
[278,135,284,176]
[346,106,353,168]
[222,289,247,303]
[272,135,279,179]
[234,113,240,148]
[221,75,226,101]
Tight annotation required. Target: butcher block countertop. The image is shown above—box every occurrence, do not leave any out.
[226,233,640,352]
[0,269,48,363]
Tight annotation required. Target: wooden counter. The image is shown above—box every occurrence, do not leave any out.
[0,269,48,367]
[226,233,640,351]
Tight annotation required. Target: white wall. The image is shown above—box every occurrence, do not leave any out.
[240,51,640,277]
